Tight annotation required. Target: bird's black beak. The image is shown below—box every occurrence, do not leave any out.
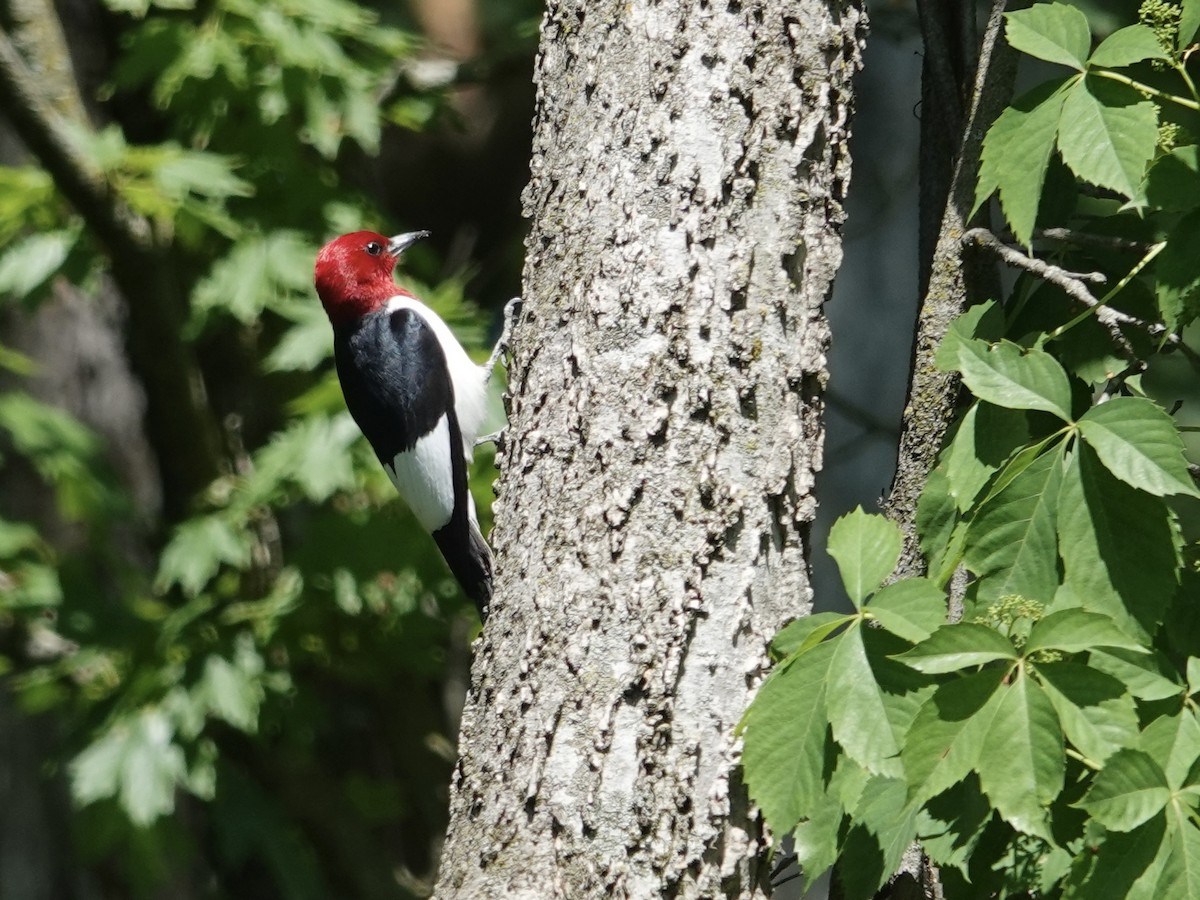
[387,231,431,257]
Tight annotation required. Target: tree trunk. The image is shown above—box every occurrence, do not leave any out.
[435,1,865,896]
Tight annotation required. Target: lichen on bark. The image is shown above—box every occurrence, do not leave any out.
[435,2,866,897]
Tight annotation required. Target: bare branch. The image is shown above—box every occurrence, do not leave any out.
[962,227,1172,357]
[1035,227,1149,253]
[0,23,150,256]
[0,14,223,518]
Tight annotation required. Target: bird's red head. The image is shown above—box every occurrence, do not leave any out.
[314,230,427,325]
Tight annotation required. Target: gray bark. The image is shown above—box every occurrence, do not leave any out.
[435,1,865,897]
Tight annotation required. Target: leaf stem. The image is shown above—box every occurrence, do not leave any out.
[1064,747,1102,771]
[1094,69,1200,111]
[1044,241,1167,343]
[1174,61,1200,106]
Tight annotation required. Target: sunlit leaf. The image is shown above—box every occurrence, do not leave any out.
[1005,3,1092,70]
[826,507,902,607]
[1077,398,1199,498]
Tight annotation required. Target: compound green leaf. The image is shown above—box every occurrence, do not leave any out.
[771,612,853,659]
[1037,660,1138,765]
[868,578,947,643]
[976,81,1070,246]
[1141,711,1200,791]
[828,622,902,777]
[1005,3,1091,70]
[903,668,1007,801]
[156,515,251,596]
[1026,608,1147,655]
[942,402,1031,512]
[826,507,902,607]
[897,623,1018,675]
[1089,24,1170,68]
[1078,749,1170,831]
[955,339,1073,420]
[1158,801,1200,898]
[839,776,920,900]
[1091,648,1183,701]
[963,447,1062,606]
[741,641,837,834]
[1057,446,1182,639]
[978,671,1064,837]
[1058,76,1157,200]
[1078,398,1198,498]
[1071,816,1168,900]
[1183,0,1200,49]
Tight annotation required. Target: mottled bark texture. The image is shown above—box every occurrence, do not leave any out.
[435,2,864,897]
[885,0,1012,580]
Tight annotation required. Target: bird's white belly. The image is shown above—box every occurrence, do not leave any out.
[386,415,454,532]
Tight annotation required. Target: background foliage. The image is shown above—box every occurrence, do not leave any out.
[743,2,1200,897]
[0,0,536,896]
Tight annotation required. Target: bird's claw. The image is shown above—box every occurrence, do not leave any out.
[483,296,523,382]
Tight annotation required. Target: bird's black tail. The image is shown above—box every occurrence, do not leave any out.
[433,518,493,619]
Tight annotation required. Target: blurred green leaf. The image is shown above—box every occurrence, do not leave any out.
[156,516,252,596]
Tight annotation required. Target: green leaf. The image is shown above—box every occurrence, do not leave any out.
[1158,211,1200,331]
[1158,801,1200,897]
[1026,609,1147,655]
[1141,711,1200,790]
[156,515,251,596]
[977,670,1064,837]
[1037,660,1138,765]
[1005,3,1092,70]
[1145,146,1200,213]
[916,467,959,576]
[1183,0,1200,49]
[963,447,1062,606]
[1090,648,1183,701]
[199,652,263,732]
[1079,749,1170,831]
[789,790,844,894]
[942,403,1031,512]
[192,230,314,326]
[916,779,993,875]
[826,507,902,607]
[976,81,1070,246]
[935,301,1005,372]
[1078,398,1199,497]
[741,640,836,833]
[955,339,1073,421]
[903,668,1007,801]
[867,578,947,643]
[827,622,902,777]
[264,304,334,371]
[897,622,1018,674]
[839,776,920,900]
[1058,76,1158,200]
[70,708,186,826]
[1071,815,1168,900]
[245,414,360,506]
[0,230,76,300]
[771,611,853,659]
[1057,446,1182,639]
[1089,24,1171,67]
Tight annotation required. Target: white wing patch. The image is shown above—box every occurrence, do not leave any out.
[386,295,490,454]
[385,414,455,532]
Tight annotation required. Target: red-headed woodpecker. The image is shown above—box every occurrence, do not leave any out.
[314,230,515,619]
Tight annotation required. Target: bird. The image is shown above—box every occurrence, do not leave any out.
[313,229,517,619]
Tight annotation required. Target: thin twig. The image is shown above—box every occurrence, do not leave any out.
[1036,227,1149,253]
[963,228,1162,357]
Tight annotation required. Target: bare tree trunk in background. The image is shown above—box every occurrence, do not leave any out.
[435,1,865,896]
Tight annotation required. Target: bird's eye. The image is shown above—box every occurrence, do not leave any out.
[365,241,382,256]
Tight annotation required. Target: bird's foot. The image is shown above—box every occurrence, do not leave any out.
[483,297,523,383]
[474,430,505,448]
